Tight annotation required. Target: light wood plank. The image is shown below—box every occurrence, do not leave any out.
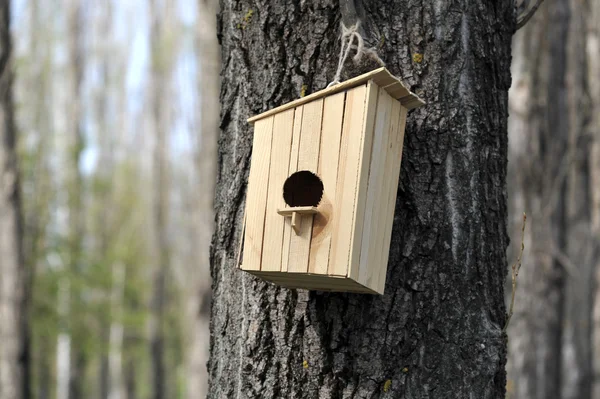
[308,91,346,275]
[261,109,295,271]
[287,99,324,273]
[373,75,397,87]
[250,271,377,293]
[348,82,379,281]
[375,103,408,294]
[358,89,394,287]
[385,82,410,99]
[280,106,303,272]
[328,85,367,276]
[398,94,424,110]
[277,206,318,216]
[247,68,424,122]
[369,102,401,291]
[365,100,402,293]
[241,116,275,271]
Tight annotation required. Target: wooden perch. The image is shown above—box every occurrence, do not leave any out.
[277,207,318,234]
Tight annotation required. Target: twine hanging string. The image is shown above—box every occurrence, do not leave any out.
[327,20,386,88]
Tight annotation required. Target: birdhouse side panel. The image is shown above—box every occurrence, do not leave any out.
[375,104,408,293]
[347,81,380,281]
[242,116,275,271]
[328,84,369,276]
[287,98,324,273]
[357,88,395,287]
[356,100,408,292]
[261,108,296,272]
[308,91,346,275]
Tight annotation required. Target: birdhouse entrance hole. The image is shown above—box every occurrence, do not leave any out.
[278,171,323,235]
[283,170,323,207]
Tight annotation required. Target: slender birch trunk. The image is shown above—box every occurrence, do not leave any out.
[589,0,600,396]
[57,0,85,397]
[148,1,174,397]
[109,263,126,399]
[0,1,26,397]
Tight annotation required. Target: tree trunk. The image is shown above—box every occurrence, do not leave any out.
[185,0,220,397]
[208,1,514,398]
[506,1,569,396]
[506,0,600,398]
[125,359,136,399]
[589,0,600,396]
[148,1,173,398]
[38,340,50,399]
[563,0,594,396]
[57,0,86,397]
[109,263,126,399]
[0,1,26,398]
[15,0,54,396]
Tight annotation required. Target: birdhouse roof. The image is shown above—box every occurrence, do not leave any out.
[247,67,424,123]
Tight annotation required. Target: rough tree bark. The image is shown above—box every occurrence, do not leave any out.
[207,1,514,398]
[0,1,26,398]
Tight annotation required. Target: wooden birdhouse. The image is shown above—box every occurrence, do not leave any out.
[240,68,424,294]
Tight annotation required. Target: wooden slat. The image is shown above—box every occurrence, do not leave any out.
[308,91,346,275]
[247,68,425,122]
[277,206,318,216]
[347,82,379,281]
[281,106,303,272]
[385,82,410,99]
[328,85,367,276]
[241,116,274,271]
[375,103,408,294]
[261,109,295,271]
[400,95,424,110]
[358,89,394,288]
[371,74,397,88]
[249,271,378,293]
[287,99,324,273]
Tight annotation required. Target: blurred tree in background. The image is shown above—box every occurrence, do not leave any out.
[506,0,600,398]
[1,0,600,398]
[12,0,212,398]
[0,1,26,398]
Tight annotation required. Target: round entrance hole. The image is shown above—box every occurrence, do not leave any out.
[283,170,324,207]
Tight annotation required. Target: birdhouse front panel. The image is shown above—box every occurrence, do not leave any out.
[241,68,424,294]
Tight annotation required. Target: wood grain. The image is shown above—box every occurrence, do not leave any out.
[241,116,274,271]
[375,103,408,294]
[358,89,394,288]
[287,99,324,273]
[347,82,379,281]
[261,109,295,271]
[280,106,303,272]
[308,91,346,275]
[328,85,367,276]
[247,68,424,122]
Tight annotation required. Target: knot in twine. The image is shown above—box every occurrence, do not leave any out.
[327,20,386,88]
